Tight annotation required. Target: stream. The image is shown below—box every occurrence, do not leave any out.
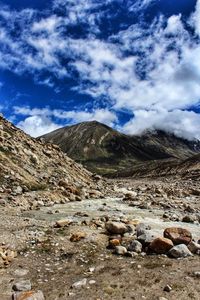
[23,197,200,240]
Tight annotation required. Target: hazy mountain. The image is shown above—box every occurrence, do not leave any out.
[41,121,200,176]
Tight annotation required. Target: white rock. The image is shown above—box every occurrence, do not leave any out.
[168,244,193,258]
[72,278,87,289]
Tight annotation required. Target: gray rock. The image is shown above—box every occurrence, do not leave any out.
[13,186,23,195]
[114,246,127,255]
[135,223,151,237]
[182,215,196,223]
[72,278,87,289]
[128,240,142,253]
[105,221,128,235]
[137,231,158,246]
[12,280,32,291]
[168,244,193,258]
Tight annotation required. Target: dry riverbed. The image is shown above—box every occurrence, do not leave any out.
[0,178,200,300]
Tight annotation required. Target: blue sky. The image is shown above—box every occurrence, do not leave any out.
[0,0,200,139]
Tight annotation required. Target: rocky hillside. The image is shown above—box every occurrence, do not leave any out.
[41,121,200,175]
[0,116,108,208]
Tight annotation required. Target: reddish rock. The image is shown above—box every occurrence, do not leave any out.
[108,238,121,249]
[164,227,192,245]
[149,237,173,254]
[12,290,44,300]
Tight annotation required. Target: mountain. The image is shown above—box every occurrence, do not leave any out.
[0,116,107,208]
[40,121,200,176]
[111,153,200,180]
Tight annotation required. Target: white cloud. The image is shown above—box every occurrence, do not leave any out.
[122,109,200,140]
[191,0,200,36]
[17,115,61,137]
[165,14,184,35]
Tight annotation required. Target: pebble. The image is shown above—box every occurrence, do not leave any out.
[163,285,172,292]
[72,278,87,289]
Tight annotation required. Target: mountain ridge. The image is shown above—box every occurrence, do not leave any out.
[41,121,200,176]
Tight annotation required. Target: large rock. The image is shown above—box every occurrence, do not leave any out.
[168,244,193,258]
[127,240,142,253]
[114,246,127,255]
[182,215,196,223]
[12,290,45,300]
[164,227,192,245]
[55,219,72,227]
[149,237,173,254]
[135,223,151,237]
[105,221,129,235]
[187,241,200,254]
[137,231,158,246]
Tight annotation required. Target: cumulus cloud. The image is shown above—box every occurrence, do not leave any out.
[17,115,61,137]
[122,109,200,140]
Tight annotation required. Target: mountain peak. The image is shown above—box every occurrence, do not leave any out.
[41,121,200,175]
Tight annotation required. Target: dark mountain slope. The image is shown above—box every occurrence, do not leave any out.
[41,121,200,175]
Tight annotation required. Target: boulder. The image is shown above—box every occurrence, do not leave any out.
[187,241,200,254]
[168,244,193,258]
[127,240,142,253]
[135,223,151,237]
[182,215,196,223]
[149,237,173,254]
[164,227,192,245]
[137,231,158,246]
[105,221,128,235]
[114,246,127,255]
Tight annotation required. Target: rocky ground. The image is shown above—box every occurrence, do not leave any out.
[0,116,200,299]
[0,177,200,300]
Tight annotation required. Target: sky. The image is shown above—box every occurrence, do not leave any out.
[0,0,200,139]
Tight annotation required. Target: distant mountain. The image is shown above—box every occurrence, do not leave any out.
[41,121,200,176]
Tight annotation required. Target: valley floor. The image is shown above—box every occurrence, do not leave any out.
[0,177,200,300]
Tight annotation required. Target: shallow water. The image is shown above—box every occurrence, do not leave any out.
[24,197,200,240]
